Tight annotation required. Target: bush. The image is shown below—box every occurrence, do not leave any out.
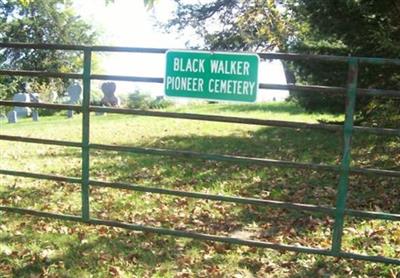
[149,98,173,109]
[127,91,173,110]
[127,91,152,109]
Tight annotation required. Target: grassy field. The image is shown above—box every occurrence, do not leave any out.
[0,101,399,277]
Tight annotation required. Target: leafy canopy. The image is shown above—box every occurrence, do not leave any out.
[159,0,399,124]
[0,0,98,101]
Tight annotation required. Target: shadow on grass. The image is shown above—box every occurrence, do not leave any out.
[89,127,343,206]
[0,223,186,276]
[211,102,308,115]
[88,125,399,213]
[2,216,397,277]
[1,122,399,276]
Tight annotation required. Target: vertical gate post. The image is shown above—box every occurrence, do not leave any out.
[331,57,358,254]
[81,48,92,221]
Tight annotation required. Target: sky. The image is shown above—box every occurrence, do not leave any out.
[73,0,289,102]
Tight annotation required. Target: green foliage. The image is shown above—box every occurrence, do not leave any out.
[0,102,399,276]
[89,88,104,106]
[127,91,152,109]
[285,0,400,116]
[160,0,399,123]
[127,90,173,110]
[163,0,290,52]
[149,97,173,109]
[0,0,98,99]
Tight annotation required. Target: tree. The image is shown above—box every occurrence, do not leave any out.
[159,0,399,125]
[285,0,400,120]
[0,0,98,101]
[161,0,297,92]
[162,0,291,52]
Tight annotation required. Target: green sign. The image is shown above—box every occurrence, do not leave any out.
[164,50,259,102]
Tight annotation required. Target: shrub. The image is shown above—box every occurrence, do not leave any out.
[127,91,173,110]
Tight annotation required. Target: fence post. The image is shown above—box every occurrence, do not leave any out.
[81,48,92,221]
[331,57,358,254]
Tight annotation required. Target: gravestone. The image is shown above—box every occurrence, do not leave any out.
[29,92,40,121]
[32,110,39,121]
[66,83,82,118]
[13,93,31,117]
[101,82,120,107]
[29,92,40,103]
[7,111,17,123]
[67,110,74,118]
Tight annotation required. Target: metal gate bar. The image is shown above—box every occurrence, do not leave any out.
[0,43,399,265]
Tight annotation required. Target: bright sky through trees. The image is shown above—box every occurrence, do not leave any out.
[73,0,288,101]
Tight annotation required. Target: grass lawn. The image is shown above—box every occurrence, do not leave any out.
[0,101,399,277]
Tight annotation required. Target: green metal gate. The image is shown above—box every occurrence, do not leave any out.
[0,42,399,264]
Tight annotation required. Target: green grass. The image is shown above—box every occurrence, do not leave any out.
[0,101,399,277]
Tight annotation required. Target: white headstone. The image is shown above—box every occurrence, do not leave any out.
[101,82,120,107]
[67,83,82,103]
[67,110,74,118]
[7,111,17,123]
[12,93,31,117]
[32,110,39,121]
[66,83,82,118]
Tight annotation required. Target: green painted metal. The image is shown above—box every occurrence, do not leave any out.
[331,58,358,254]
[165,50,259,102]
[0,69,82,79]
[90,179,335,215]
[0,100,398,135]
[0,169,82,184]
[0,100,82,111]
[81,48,92,222]
[1,206,399,265]
[0,43,399,265]
[90,179,400,222]
[89,106,399,136]
[90,143,400,178]
[0,135,82,147]
[2,168,400,223]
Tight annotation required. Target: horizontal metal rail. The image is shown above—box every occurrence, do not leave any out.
[90,106,400,136]
[2,42,400,265]
[260,84,400,98]
[0,206,399,265]
[0,206,83,222]
[90,106,345,131]
[349,167,400,177]
[1,135,398,177]
[345,208,400,222]
[90,143,340,171]
[90,179,336,215]
[2,101,398,135]
[358,88,400,98]
[0,135,82,148]
[0,69,82,79]
[1,169,400,222]
[91,179,400,222]
[0,205,333,256]
[1,71,399,97]
[90,143,400,178]
[2,42,400,66]
[0,42,91,51]
[93,74,400,98]
[0,169,82,184]
[0,101,82,111]
[91,74,163,83]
